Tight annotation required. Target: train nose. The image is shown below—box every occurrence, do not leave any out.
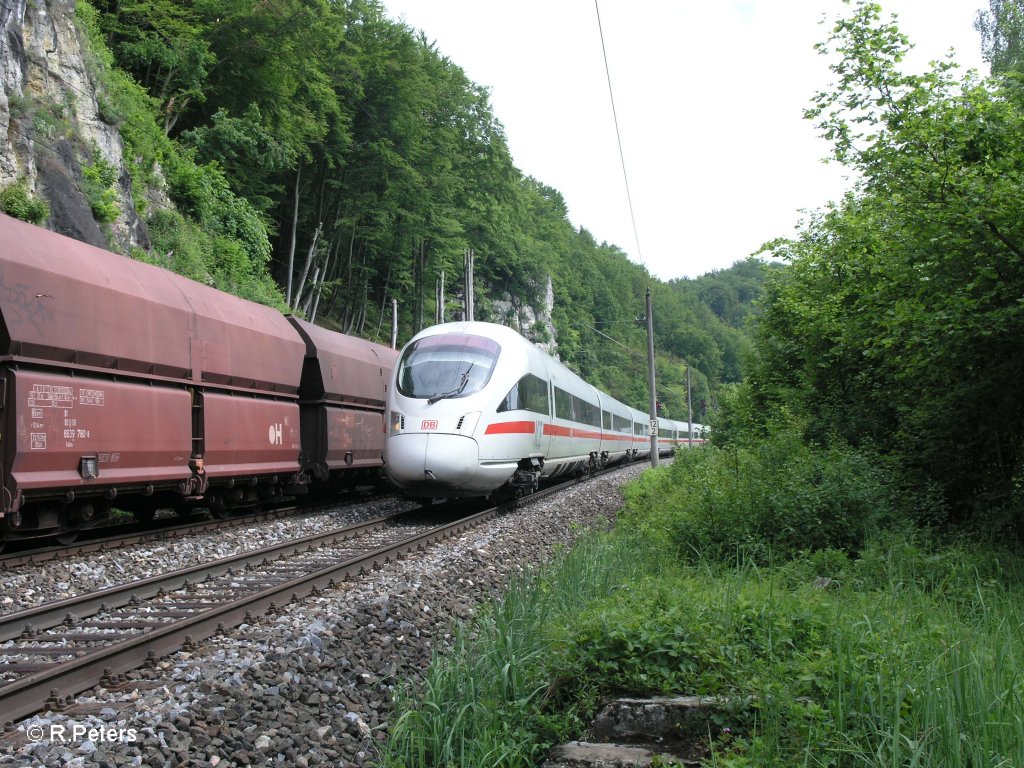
[386,433,479,491]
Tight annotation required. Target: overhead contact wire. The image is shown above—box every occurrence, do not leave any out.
[594,0,644,267]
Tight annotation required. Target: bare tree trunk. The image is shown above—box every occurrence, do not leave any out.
[415,240,426,331]
[292,221,323,312]
[436,269,445,323]
[301,267,320,315]
[375,264,392,337]
[341,226,357,332]
[391,299,398,349]
[310,234,340,323]
[286,166,302,307]
[464,248,475,321]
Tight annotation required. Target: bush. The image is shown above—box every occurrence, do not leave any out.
[621,427,904,564]
[81,150,121,223]
[0,181,50,225]
[145,208,286,308]
[165,152,272,268]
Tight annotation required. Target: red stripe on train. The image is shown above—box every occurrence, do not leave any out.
[484,420,536,435]
[542,424,572,437]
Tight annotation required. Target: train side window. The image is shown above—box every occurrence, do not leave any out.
[497,374,550,415]
[554,387,574,421]
[603,410,611,430]
[614,414,631,433]
[572,395,599,427]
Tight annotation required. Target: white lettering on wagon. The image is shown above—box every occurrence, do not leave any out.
[27,384,74,409]
[269,423,283,445]
[78,388,106,406]
[30,433,46,450]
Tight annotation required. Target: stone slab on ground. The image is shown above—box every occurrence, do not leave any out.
[590,695,734,742]
[544,695,748,767]
[542,740,694,768]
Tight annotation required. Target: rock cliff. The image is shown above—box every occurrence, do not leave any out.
[0,0,144,250]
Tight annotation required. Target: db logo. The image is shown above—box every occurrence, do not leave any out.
[421,420,438,430]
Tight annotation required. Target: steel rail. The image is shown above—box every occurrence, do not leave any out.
[0,513,403,643]
[0,459,643,724]
[0,505,496,724]
[0,492,394,570]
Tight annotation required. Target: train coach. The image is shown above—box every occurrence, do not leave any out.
[0,214,396,547]
[385,321,706,500]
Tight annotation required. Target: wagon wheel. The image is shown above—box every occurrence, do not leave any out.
[54,529,80,546]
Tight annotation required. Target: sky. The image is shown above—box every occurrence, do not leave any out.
[380,1,989,280]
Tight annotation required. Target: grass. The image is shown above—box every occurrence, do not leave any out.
[384,533,653,767]
[382,443,1024,767]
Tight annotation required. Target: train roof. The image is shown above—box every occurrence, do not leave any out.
[0,214,304,394]
[405,321,531,347]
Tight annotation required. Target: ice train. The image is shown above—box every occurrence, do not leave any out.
[385,322,706,499]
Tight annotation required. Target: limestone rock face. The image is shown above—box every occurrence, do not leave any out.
[489,276,560,355]
[0,0,146,250]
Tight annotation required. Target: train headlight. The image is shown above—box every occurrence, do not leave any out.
[389,410,404,435]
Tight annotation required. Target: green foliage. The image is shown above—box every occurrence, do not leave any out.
[164,152,272,267]
[76,0,166,208]
[79,0,758,394]
[747,0,1024,527]
[0,181,50,225]
[145,208,285,307]
[384,533,653,768]
[707,382,757,449]
[90,0,213,134]
[621,428,903,565]
[29,95,74,141]
[548,529,1024,767]
[75,0,765,413]
[385,468,1024,767]
[74,0,282,307]
[7,90,31,118]
[976,0,1024,74]
[80,150,121,223]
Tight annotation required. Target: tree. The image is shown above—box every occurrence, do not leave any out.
[751,0,1024,521]
[92,0,213,134]
[976,0,1024,74]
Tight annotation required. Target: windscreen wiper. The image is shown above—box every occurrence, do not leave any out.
[428,366,472,405]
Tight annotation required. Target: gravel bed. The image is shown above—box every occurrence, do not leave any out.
[0,461,653,768]
[0,499,416,617]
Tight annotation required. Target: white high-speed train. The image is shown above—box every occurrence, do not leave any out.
[385,322,707,499]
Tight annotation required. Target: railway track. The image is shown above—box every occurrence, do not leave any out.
[0,464,633,725]
[0,491,393,571]
[0,502,494,724]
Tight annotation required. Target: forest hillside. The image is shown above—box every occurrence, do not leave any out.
[0,0,771,419]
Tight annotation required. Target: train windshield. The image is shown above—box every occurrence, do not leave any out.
[397,334,501,402]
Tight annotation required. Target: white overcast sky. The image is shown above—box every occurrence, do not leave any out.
[381,1,989,280]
